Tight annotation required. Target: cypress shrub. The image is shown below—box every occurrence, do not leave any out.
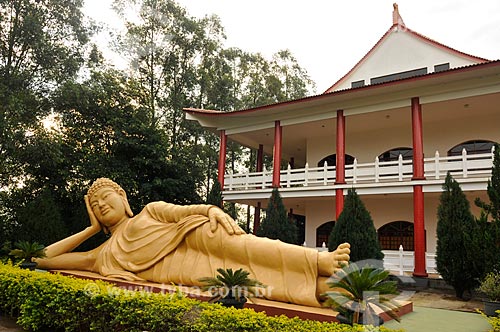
[256,188,298,244]
[475,143,500,271]
[328,188,383,263]
[207,180,224,208]
[436,172,480,298]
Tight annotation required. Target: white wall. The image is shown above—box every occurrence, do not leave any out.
[305,190,490,254]
[307,109,500,165]
[334,29,481,91]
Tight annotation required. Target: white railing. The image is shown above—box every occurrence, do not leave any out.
[224,148,494,191]
[382,246,437,275]
[315,243,437,275]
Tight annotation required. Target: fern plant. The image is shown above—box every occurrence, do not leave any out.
[199,267,266,302]
[322,262,400,325]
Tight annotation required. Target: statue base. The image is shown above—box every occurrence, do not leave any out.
[52,270,413,323]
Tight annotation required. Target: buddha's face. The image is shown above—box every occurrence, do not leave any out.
[89,187,127,227]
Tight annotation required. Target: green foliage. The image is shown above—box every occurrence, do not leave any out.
[206,180,223,208]
[0,0,92,191]
[470,212,498,281]
[328,188,384,262]
[322,263,400,325]
[9,241,46,262]
[256,188,298,244]
[199,268,266,302]
[478,271,500,302]
[476,143,500,222]
[0,262,402,332]
[0,0,316,253]
[15,189,67,246]
[436,172,482,298]
[475,143,500,271]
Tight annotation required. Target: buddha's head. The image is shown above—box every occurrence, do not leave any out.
[87,178,134,227]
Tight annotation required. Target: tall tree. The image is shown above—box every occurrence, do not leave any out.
[0,0,92,190]
[256,188,298,244]
[436,172,482,298]
[475,143,500,270]
[328,188,383,263]
[269,49,316,101]
[206,179,223,208]
[15,188,67,245]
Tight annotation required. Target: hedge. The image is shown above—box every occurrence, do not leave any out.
[0,263,404,332]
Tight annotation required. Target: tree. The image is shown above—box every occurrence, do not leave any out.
[328,188,383,263]
[0,0,92,190]
[256,188,298,244]
[15,188,67,246]
[436,172,481,298]
[476,143,500,221]
[206,180,223,208]
[475,143,500,271]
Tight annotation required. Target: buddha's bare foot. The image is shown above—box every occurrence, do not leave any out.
[318,242,350,277]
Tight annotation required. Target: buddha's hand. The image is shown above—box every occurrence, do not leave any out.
[208,207,245,235]
[332,242,350,270]
[84,195,103,234]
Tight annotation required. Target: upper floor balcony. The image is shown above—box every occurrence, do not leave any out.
[223,148,494,197]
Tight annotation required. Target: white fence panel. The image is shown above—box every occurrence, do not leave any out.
[224,149,494,191]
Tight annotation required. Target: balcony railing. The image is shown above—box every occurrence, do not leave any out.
[316,244,437,275]
[224,149,494,191]
[382,246,438,275]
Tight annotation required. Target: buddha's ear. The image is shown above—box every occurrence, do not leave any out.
[118,189,134,217]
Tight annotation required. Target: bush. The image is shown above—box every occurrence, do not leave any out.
[0,262,403,332]
[256,188,298,244]
[328,188,383,262]
[478,271,500,302]
[436,172,481,298]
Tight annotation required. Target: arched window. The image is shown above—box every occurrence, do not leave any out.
[378,147,413,162]
[316,221,335,247]
[448,140,496,156]
[378,221,414,251]
[317,154,355,167]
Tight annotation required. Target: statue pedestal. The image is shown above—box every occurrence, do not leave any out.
[52,270,412,323]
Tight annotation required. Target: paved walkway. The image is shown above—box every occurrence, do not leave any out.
[385,306,491,332]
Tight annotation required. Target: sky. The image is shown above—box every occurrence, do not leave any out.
[83,0,500,93]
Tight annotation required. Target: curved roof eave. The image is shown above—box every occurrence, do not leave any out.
[184,60,500,123]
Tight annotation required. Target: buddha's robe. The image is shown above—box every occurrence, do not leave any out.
[94,201,321,307]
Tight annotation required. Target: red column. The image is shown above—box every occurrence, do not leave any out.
[411,97,427,277]
[253,202,261,234]
[218,130,227,188]
[272,121,282,188]
[254,144,263,234]
[335,110,346,219]
[413,185,427,277]
[257,144,263,172]
[411,97,425,180]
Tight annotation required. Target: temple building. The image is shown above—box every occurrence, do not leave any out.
[184,4,500,277]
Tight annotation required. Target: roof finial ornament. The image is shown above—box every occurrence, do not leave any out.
[392,3,405,27]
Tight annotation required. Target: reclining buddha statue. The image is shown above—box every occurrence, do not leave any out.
[36,178,350,307]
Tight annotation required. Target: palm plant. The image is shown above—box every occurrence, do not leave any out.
[9,241,46,269]
[322,262,400,325]
[198,267,266,306]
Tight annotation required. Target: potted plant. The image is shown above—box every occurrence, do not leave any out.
[9,241,47,270]
[478,271,500,316]
[322,262,401,326]
[199,267,266,309]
